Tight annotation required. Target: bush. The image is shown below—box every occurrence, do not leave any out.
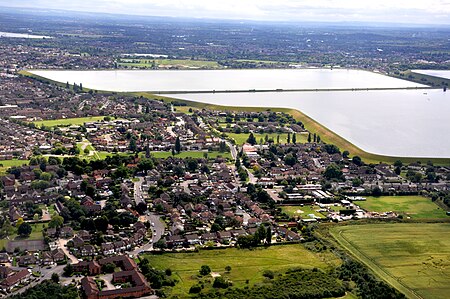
[213,276,230,289]
[199,265,211,276]
[263,270,275,279]
[189,284,202,294]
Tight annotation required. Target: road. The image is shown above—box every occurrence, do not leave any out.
[224,140,237,160]
[134,176,145,206]
[131,212,165,255]
[57,238,78,264]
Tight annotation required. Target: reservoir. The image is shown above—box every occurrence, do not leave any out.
[30,69,425,92]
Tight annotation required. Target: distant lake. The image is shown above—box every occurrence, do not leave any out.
[0,31,53,39]
[172,90,450,158]
[30,69,425,92]
[412,70,450,80]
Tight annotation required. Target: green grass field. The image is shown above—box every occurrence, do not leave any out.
[226,132,307,145]
[281,205,326,219]
[0,159,29,174]
[33,116,106,127]
[143,245,340,297]
[331,223,450,299]
[118,59,220,69]
[151,151,231,160]
[356,196,447,219]
[0,223,46,249]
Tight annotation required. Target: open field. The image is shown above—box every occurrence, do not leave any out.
[356,196,447,219]
[33,116,106,127]
[118,58,221,69]
[331,223,450,299]
[0,159,29,174]
[143,244,340,297]
[150,151,231,160]
[281,205,326,219]
[0,223,46,250]
[226,132,307,145]
[135,93,450,166]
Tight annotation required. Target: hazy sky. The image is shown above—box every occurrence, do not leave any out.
[2,0,450,25]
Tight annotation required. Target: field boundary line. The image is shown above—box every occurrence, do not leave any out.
[331,228,423,299]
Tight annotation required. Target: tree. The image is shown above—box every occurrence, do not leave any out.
[18,222,32,237]
[63,263,73,277]
[323,164,343,180]
[129,138,137,152]
[284,154,296,166]
[48,215,64,229]
[175,136,181,153]
[276,135,280,144]
[247,133,256,145]
[352,156,363,166]
[372,186,382,197]
[266,226,272,244]
[51,273,59,283]
[292,133,296,144]
[287,132,291,144]
[342,150,350,159]
[199,265,211,276]
[154,239,167,249]
[225,265,232,272]
[307,133,312,143]
[394,160,403,168]
[213,276,230,288]
[102,263,116,273]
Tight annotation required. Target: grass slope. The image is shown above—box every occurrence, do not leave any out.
[331,223,450,299]
[356,196,447,219]
[143,245,340,297]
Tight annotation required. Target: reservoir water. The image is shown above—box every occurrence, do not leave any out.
[30,69,425,92]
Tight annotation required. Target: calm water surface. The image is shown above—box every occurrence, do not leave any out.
[412,70,450,80]
[30,69,425,92]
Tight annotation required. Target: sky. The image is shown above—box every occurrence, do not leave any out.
[2,0,450,25]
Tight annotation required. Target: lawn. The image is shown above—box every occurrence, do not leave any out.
[226,132,307,145]
[281,205,326,219]
[150,151,231,160]
[33,116,106,128]
[0,159,29,174]
[143,244,340,297]
[356,196,447,219]
[0,222,46,249]
[331,223,450,299]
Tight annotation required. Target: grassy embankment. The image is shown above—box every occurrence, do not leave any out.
[19,71,450,166]
[142,244,340,297]
[331,223,450,299]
